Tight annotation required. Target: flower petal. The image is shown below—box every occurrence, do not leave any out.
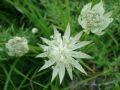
[59,63,65,84]
[104,11,112,18]
[103,18,113,29]
[51,65,59,81]
[37,44,48,51]
[81,2,92,15]
[93,31,105,36]
[66,64,73,80]
[96,18,113,33]
[53,26,61,38]
[92,1,105,15]
[99,12,113,30]
[38,60,55,71]
[71,51,93,59]
[36,53,47,58]
[71,31,83,45]
[41,37,52,46]
[72,59,87,75]
[91,28,100,33]
[78,17,87,29]
[64,23,70,40]
[53,26,63,44]
[71,41,92,50]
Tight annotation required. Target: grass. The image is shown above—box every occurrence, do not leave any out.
[0,0,120,90]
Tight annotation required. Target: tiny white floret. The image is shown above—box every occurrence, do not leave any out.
[32,28,38,34]
[5,36,29,57]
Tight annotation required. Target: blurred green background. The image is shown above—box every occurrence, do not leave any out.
[0,0,120,90]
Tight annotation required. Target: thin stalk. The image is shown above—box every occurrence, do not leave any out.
[63,69,111,90]
[4,59,19,90]
[13,68,47,88]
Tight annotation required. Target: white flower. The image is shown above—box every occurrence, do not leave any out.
[36,24,93,84]
[32,28,38,34]
[78,1,113,35]
[5,37,29,57]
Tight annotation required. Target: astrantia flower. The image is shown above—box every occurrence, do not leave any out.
[78,1,113,35]
[5,36,29,57]
[36,24,92,84]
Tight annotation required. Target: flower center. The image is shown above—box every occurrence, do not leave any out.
[47,41,70,63]
[85,11,102,29]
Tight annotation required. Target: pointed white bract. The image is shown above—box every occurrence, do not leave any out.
[59,63,65,84]
[78,1,113,35]
[66,64,73,80]
[52,65,59,81]
[36,24,92,84]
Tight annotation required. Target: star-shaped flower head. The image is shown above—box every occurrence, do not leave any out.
[36,24,93,84]
[5,37,29,57]
[78,1,113,35]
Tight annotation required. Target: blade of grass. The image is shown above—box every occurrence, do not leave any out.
[107,32,119,48]
[13,67,47,88]
[0,11,12,25]
[6,0,51,37]
[63,69,112,90]
[17,67,34,90]
[0,64,17,89]
[3,59,19,90]
[64,0,70,28]
[79,60,95,73]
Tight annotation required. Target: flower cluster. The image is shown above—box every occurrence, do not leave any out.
[36,24,92,83]
[35,1,113,84]
[5,37,29,57]
[4,1,113,84]
[78,1,113,35]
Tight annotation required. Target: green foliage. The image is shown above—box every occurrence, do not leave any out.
[0,0,120,90]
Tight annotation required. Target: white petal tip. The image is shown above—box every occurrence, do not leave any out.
[40,37,44,40]
[90,56,94,59]
[38,68,42,72]
[86,54,93,59]
[35,55,40,58]
[35,56,39,58]
[51,78,54,82]
[85,72,87,75]
[60,81,62,85]
[70,77,73,80]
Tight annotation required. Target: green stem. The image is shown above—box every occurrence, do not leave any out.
[63,69,111,90]
[79,60,95,73]
[17,68,34,90]
[4,59,19,90]
[112,5,120,18]
[82,31,89,40]
[65,0,70,27]
[0,64,17,89]
[13,68,46,88]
